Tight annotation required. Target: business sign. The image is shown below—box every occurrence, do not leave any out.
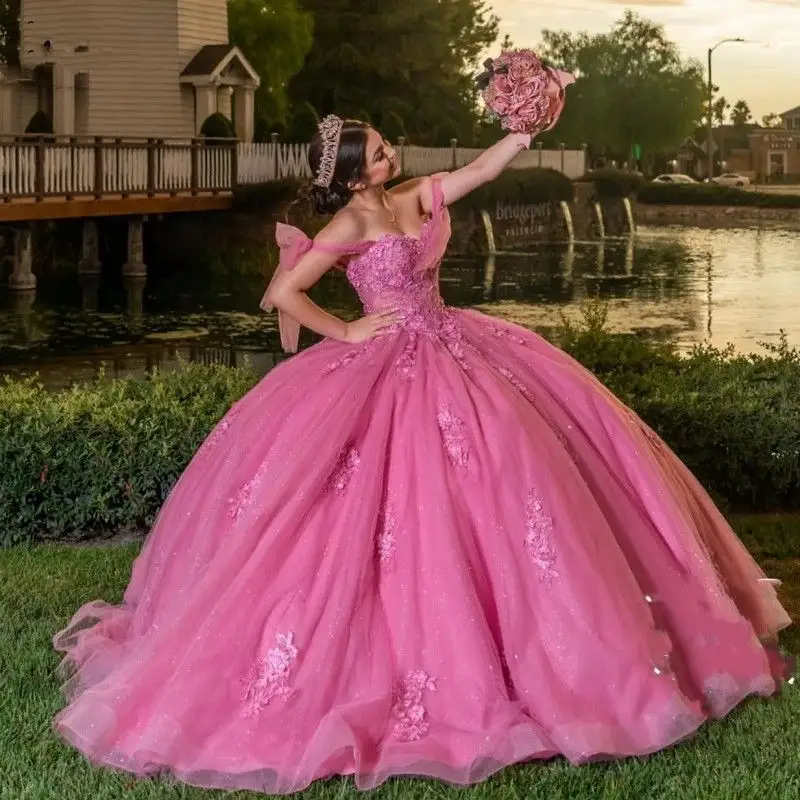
[493,201,552,247]
[762,132,797,149]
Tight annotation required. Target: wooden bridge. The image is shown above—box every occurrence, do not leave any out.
[0,135,239,221]
[0,135,586,291]
[0,135,587,220]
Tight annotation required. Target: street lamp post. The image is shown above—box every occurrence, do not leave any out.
[707,38,744,181]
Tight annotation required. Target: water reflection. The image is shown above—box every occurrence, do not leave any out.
[2,225,800,389]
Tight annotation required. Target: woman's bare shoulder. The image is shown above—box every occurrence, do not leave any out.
[389,173,448,213]
[315,207,367,246]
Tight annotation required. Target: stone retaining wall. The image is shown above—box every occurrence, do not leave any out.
[636,203,800,229]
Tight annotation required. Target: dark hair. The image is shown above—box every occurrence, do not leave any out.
[306,119,370,215]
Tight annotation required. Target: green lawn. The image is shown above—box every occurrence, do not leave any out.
[1,517,798,800]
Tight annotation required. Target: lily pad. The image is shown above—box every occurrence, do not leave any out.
[144,329,210,341]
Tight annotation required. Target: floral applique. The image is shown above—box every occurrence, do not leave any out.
[228,478,255,520]
[322,349,361,375]
[396,334,419,379]
[327,446,361,495]
[377,505,397,564]
[524,488,559,583]
[437,404,469,468]
[392,670,437,742]
[227,458,272,521]
[242,632,299,717]
[440,312,471,371]
[489,323,530,347]
[203,404,242,451]
[322,340,375,376]
[497,365,532,399]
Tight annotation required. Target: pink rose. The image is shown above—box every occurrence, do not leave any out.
[493,74,511,95]
[481,48,574,134]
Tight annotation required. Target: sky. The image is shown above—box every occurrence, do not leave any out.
[492,0,800,120]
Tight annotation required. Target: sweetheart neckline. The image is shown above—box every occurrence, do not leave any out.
[363,214,434,246]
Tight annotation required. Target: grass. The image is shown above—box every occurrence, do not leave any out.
[0,517,798,800]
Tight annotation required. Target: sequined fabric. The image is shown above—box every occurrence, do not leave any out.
[53,177,792,795]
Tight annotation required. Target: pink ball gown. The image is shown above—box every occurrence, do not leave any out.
[53,177,791,794]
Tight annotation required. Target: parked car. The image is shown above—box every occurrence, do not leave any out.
[712,173,750,187]
[651,174,696,184]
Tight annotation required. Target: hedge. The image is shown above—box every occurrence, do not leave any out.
[456,167,574,209]
[637,183,800,208]
[3,307,800,546]
[576,168,646,199]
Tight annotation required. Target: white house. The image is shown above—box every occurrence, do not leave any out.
[0,0,260,140]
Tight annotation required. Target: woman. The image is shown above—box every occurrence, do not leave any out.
[53,117,791,794]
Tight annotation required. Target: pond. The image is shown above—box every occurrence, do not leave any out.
[2,225,799,390]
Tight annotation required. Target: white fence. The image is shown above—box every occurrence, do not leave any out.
[237,142,586,185]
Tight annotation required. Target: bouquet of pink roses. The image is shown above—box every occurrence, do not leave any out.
[475,49,575,135]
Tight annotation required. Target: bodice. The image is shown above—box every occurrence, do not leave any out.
[346,226,446,333]
[265,176,452,352]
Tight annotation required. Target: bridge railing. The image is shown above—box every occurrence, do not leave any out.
[0,136,586,202]
[0,135,236,201]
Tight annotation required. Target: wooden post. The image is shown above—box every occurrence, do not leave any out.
[190,138,200,195]
[93,136,104,199]
[450,138,458,171]
[229,138,238,192]
[270,132,279,181]
[116,138,126,197]
[397,136,406,175]
[9,226,35,289]
[536,141,543,167]
[66,136,77,200]
[34,137,45,201]
[559,142,565,174]
[146,138,156,197]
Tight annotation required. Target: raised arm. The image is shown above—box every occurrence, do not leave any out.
[420,132,532,212]
[265,213,398,351]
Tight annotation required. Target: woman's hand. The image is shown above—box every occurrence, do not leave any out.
[343,310,401,344]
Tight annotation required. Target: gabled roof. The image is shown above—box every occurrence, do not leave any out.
[180,44,260,87]
[780,105,800,117]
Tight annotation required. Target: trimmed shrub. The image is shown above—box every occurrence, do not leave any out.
[457,167,574,212]
[199,112,235,140]
[232,179,303,212]
[0,364,258,547]
[576,168,646,199]
[24,110,54,136]
[638,183,800,208]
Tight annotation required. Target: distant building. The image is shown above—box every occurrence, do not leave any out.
[679,114,800,182]
[781,105,800,131]
[745,128,800,182]
[0,0,260,140]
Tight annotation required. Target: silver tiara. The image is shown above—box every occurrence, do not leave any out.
[313,114,344,187]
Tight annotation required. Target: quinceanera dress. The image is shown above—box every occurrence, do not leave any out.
[53,177,791,794]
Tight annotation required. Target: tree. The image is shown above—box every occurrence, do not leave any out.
[228,0,313,136]
[712,96,730,126]
[537,11,705,164]
[730,100,752,128]
[286,0,498,145]
[0,0,19,66]
[761,112,784,129]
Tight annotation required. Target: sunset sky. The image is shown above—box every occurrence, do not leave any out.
[493,0,799,119]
